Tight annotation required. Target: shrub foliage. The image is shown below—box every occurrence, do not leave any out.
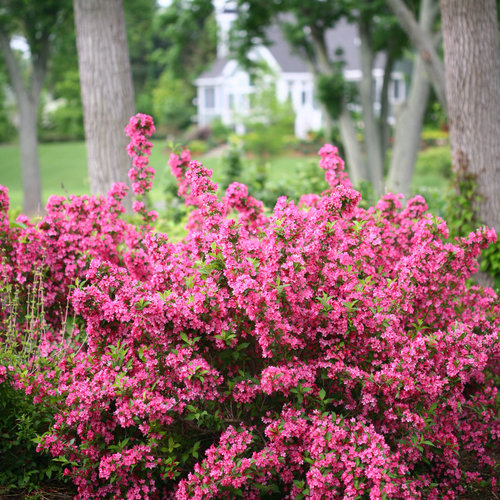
[0,114,498,499]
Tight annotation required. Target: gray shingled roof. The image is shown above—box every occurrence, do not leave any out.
[198,57,229,79]
[198,18,386,80]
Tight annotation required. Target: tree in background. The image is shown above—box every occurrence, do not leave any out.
[0,55,16,143]
[73,0,135,202]
[439,0,500,235]
[385,0,446,111]
[39,0,158,143]
[387,0,500,285]
[150,0,217,135]
[231,0,439,196]
[124,0,158,117]
[0,0,72,215]
[39,15,83,143]
[385,0,439,194]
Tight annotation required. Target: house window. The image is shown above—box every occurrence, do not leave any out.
[228,93,234,109]
[393,78,400,100]
[301,90,307,106]
[205,87,215,109]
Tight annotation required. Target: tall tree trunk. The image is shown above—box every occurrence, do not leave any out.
[308,27,368,185]
[18,96,43,215]
[73,0,135,204]
[339,108,368,186]
[387,0,436,196]
[387,55,431,196]
[0,30,44,215]
[379,51,395,163]
[440,0,500,233]
[358,18,384,195]
[386,0,446,112]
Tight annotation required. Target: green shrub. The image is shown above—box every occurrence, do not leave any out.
[444,166,500,289]
[241,68,295,159]
[0,382,67,492]
[39,104,84,142]
[152,71,195,135]
[209,118,231,145]
[220,137,244,192]
[187,139,208,155]
[421,127,449,145]
[415,145,452,179]
[0,278,69,493]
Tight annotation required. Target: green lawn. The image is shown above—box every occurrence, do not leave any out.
[0,140,451,213]
[0,140,177,211]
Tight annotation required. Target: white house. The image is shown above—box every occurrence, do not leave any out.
[195,4,407,139]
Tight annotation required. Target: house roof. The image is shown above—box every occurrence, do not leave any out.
[198,56,229,79]
[198,17,386,81]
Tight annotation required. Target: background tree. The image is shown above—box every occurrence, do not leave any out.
[73,0,135,201]
[124,0,158,117]
[0,54,16,144]
[231,0,437,196]
[440,0,500,235]
[386,0,439,194]
[39,15,83,143]
[149,0,217,135]
[0,0,72,215]
[385,0,446,110]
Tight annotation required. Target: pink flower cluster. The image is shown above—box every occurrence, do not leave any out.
[125,113,158,225]
[0,115,498,499]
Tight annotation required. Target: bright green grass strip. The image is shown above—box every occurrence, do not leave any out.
[0,140,450,213]
[0,140,174,211]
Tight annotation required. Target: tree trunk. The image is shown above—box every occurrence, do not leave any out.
[379,51,395,163]
[18,96,43,215]
[339,108,368,186]
[440,0,500,233]
[73,0,135,204]
[387,54,431,196]
[358,18,384,195]
[386,0,447,112]
[387,0,436,196]
[0,30,44,215]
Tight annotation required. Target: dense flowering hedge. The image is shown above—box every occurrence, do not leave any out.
[0,114,499,499]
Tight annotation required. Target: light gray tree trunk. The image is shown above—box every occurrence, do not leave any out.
[73,0,135,204]
[386,0,446,112]
[358,18,384,195]
[0,30,45,215]
[18,97,43,215]
[339,108,367,186]
[387,55,431,196]
[308,31,368,185]
[387,0,437,196]
[440,0,500,231]
[440,0,500,287]
[379,51,395,163]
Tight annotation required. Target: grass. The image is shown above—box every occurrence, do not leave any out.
[0,140,451,214]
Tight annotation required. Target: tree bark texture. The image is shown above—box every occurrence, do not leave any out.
[440,0,500,233]
[0,30,44,215]
[339,108,368,186]
[73,0,135,202]
[308,31,369,184]
[387,0,436,196]
[387,54,431,196]
[358,17,384,195]
[386,0,447,111]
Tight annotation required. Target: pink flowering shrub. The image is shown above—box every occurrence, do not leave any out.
[1,115,499,498]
